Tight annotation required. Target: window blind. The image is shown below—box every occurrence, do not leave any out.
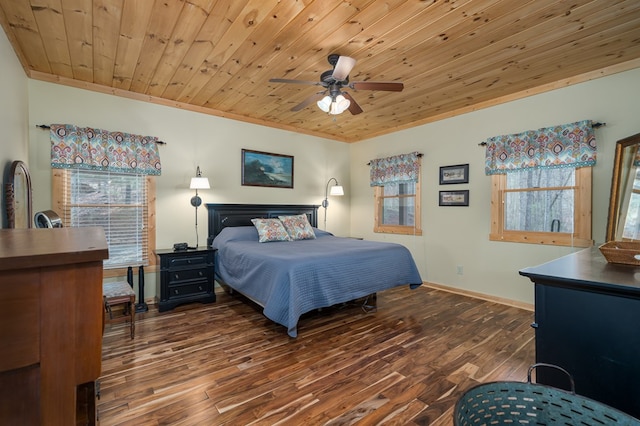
[59,169,149,269]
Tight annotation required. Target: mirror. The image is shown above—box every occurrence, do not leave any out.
[5,160,33,228]
[606,133,640,241]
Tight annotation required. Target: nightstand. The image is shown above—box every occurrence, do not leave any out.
[155,247,216,312]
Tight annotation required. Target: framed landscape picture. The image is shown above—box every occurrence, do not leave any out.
[241,149,294,188]
[439,190,469,206]
[439,164,469,185]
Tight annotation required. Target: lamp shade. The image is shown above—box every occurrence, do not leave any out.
[317,95,332,113]
[329,185,344,196]
[190,177,210,190]
[330,95,350,115]
[317,94,350,115]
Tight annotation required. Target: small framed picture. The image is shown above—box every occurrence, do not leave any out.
[241,149,294,188]
[439,164,469,185]
[439,190,469,206]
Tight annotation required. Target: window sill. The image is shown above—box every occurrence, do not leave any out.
[490,232,592,248]
[103,264,158,278]
[374,226,423,236]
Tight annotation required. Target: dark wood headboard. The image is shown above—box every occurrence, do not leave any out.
[205,203,319,246]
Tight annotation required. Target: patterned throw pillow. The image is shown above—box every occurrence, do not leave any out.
[278,214,316,240]
[251,218,292,243]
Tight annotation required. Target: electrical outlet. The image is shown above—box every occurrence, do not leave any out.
[456,265,464,275]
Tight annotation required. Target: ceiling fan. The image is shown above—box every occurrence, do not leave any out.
[269,54,404,115]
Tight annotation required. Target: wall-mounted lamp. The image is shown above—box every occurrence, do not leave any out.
[190,166,210,247]
[322,177,344,229]
[317,93,350,115]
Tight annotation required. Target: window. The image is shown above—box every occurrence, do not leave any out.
[374,179,422,235]
[370,152,422,235]
[374,181,422,235]
[53,169,156,276]
[485,120,596,247]
[490,167,592,247]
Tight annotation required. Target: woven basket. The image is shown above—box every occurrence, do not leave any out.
[599,241,640,265]
[454,364,640,425]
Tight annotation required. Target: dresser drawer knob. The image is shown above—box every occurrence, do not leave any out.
[174,289,179,295]
[199,271,203,277]
[198,286,203,291]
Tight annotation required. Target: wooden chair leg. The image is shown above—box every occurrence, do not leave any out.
[129,297,135,339]
[103,281,136,340]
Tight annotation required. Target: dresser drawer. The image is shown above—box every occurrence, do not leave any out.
[168,267,210,284]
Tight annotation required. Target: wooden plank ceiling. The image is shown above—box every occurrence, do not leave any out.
[1,0,640,143]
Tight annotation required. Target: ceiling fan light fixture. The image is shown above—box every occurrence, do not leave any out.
[331,94,350,115]
[317,95,332,112]
[318,94,350,115]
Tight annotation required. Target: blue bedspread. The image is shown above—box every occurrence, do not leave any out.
[212,226,422,337]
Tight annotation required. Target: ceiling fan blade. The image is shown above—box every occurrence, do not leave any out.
[270,78,323,86]
[342,92,363,115]
[291,91,326,112]
[350,81,404,92]
[331,56,356,81]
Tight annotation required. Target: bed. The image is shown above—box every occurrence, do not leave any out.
[207,203,423,337]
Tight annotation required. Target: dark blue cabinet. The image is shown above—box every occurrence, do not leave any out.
[520,247,640,420]
[155,247,216,312]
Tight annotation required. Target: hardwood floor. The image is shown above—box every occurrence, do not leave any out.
[98,285,534,425]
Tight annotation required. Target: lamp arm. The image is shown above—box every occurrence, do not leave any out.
[322,177,338,208]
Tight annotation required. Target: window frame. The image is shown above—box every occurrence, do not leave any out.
[489,166,592,247]
[52,169,157,277]
[373,176,422,236]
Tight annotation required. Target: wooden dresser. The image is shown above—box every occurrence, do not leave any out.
[0,227,108,425]
[520,247,640,419]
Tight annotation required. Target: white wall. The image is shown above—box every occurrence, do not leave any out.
[0,29,29,228]
[350,67,640,305]
[27,80,350,299]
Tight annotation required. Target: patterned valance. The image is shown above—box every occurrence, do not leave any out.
[484,120,596,175]
[369,152,421,186]
[50,124,162,175]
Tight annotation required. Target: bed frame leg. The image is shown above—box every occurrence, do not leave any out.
[361,293,377,313]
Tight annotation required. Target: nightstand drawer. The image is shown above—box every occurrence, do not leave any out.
[168,267,209,284]
[167,281,209,298]
[168,254,210,268]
